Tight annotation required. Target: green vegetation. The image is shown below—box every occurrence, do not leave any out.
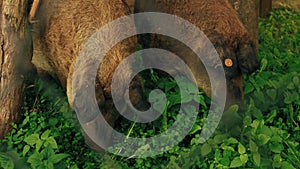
[1,81,102,169]
[1,8,299,169]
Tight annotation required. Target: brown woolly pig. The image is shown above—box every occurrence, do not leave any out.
[133,0,260,108]
[31,0,146,150]
[31,0,260,151]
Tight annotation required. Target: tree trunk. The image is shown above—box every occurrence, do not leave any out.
[0,0,33,139]
[228,0,260,51]
[260,0,272,18]
[124,0,135,12]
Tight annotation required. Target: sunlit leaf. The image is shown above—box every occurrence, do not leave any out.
[230,157,243,168]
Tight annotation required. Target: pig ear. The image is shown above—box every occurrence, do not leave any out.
[237,40,260,74]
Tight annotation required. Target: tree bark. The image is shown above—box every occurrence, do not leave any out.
[260,0,272,18]
[124,0,135,12]
[0,0,33,139]
[228,0,260,51]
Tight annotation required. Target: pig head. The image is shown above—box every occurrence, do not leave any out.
[133,0,260,108]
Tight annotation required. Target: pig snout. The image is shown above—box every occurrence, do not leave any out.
[237,42,260,74]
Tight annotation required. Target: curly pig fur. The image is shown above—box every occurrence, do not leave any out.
[32,0,146,150]
[31,0,260,151]
[134,0,260,107]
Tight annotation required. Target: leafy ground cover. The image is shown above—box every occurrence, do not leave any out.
[1,7,299,169]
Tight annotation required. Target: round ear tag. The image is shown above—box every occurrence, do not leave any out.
[224,58,233,67]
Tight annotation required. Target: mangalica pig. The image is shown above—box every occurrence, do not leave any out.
[134,0,260,108]
[31,0,146,150]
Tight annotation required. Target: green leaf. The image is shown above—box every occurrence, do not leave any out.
[41,130,51,140]
[221,145,235,151]
[187,82,198,92]
[272,154,282,168]
[180,90,194,103]
[23,145,30,156]
[244,83,255,94]
[230,157,243,168]
[265,109,277,123]
[240,154,248,164]
[148,90,164,102]
[260,126,272,137]
[213,134,228,144]
[281,161,296,169]
[0,153,14,169]
[266,89,277,101]
[42,145,55,158]
[24,134,39,146]
[270,134,282,142]
[253,152,261,166]
[243,116,252,126]
[287,82,295,90]
[189,125,202,135]
[249,140,258,153]
[226,105,239,114]
[36,139,43,152]
[260,58,268,72]
[238,143,246,154]
[226,137,238,144]
[135,144,150,155]
[194,94,207,108]
[254,91,265,103]
[153,102,166,112]
[269,142,284,153]
[27,152,43,166]
[168,94,181,106]
[70,165,80,169]
[257,134,271,145]
[22,116,30,126]
[46,161,54,169]
[49,118,58,126]
[284,92,298,104]
[46,137,58,149]
[201,143,212,156]
[252,109,263,120]
[48,154,69,164]
[219,156,230,166]
[293,76,299,85]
